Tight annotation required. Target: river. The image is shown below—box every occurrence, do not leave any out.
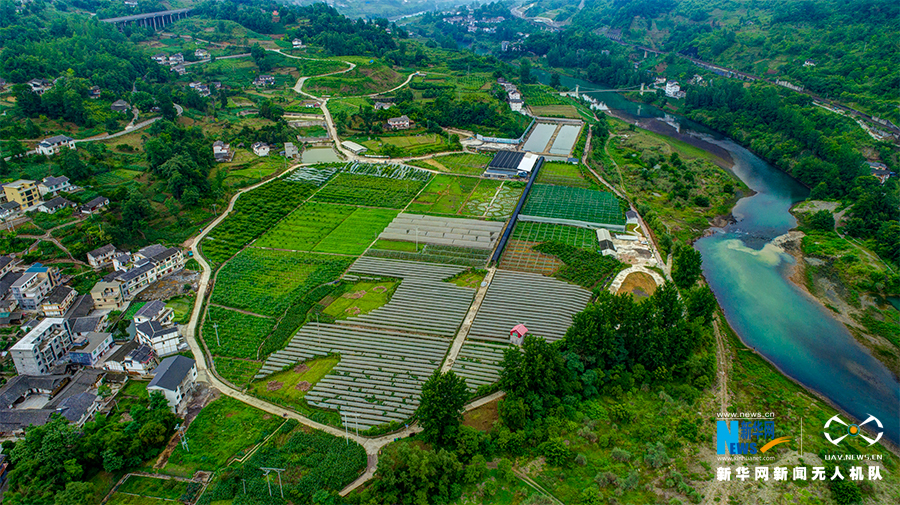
[538,71,900,445]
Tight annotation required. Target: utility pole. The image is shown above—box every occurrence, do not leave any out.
[260,467,286,497]
[415,227,419,252]
[213,322,220,347]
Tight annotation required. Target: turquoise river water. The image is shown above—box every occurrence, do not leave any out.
[539,72,900,445]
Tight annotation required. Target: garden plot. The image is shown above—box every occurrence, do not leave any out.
[366,243,492,267]
[342,162,432,182]
[284,164,342,186]
[254,203,356,251]
[467,269,591,343]
[519,184,626,230]
[378,213,505,250]
[512,221,599,249]
[451,341,507,391]
[498,239,564,275]
[256,323,450,429]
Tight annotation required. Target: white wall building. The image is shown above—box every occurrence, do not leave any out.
[147,356,197,412]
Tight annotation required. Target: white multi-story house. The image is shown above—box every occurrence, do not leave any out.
[665,81,681,98]
[38,176,72,196]
[40,285,77,317]
[133,300,174,326]
[136,321,181,356]
[36,135,75,156]
[104,340,157,374]
[10,318,72,375]
[90,280,124,310]
[147,355,197,412]
[387,115,412,130]
[11,266,57,311]
[111,245,185,299]
[252,142,270,156]
[87,244,117,269]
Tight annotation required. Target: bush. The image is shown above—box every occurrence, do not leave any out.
[692,195,709,207]
[644,442,670,468]
[595,471,618,487]
[807,209,835,231]
[610,448,632,462]
[574,453,587,466]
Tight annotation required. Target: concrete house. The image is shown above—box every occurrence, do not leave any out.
[11,266,57,311]
[37,196,75,214]
[28,78,52,95]
[10,318,71,375]
[253,74,275,87]
[625,210,639,225]
[90,280,124,310]
[147,355,197,412]
[292,38,303,49]
[0,202,21,220]
[4,179,40,208]
[194,48,209,59]
[387,115,412,130]
[284,142,299,159]
[168,53,185,65]
[87,244,117,269]
[133,300,174,327]
[39,176,72,196]
[36,135,75,156]
[110,100,130,113]
[67,332,114,367]
[40,285,77,317]
[136,320,181,356]
[80,196,109,214]
[252,142,270,156]
[597,229,617,256]
[104,340,157,375]
[152,53,168,64]
[213,140,233,162]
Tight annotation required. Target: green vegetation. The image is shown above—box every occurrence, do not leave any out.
[203,306,275,360]
[417,370,470,446]
[522,184,625,227]
[323,279,399,319]
[165,396,283,477]
[198,420,366,504]
[512,222,599,250]
[312,174,427,208]
[407,175,480,215]
[444,268,486,289]
[250,356,340,406]
[116,476,193,502]
[410,153,492,176]
[214,357,263,388]
[165,295,195,324]
[535,161,597,189]
[306,59,403,96]
[254,203,357,251]
[202,180,316,266]
[312,207,399,255]
[533,241,626,289]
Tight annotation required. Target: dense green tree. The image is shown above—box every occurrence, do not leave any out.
[369,444,464,505]
[672,247,703,289]
[54,482,94,505]
[417,370,469,447]
[807,210,836,231]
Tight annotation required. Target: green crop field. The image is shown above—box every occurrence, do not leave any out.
[312,207,398,255]
[203,306,275,359]
[536,161,597,188]
[164,396,283,476]
[195,420,366,504]
[106,494,169,505]
[411,153,491,175]
[457,180,525,220]
[531,104,581,119]
[406,175,480,215]
[254,203,357,251]
[512,222,599,250]
[211,248,352,317]
[214,356,262,387]
[202,180,315,266]
[521,184,625,226]
[312,174,426,208]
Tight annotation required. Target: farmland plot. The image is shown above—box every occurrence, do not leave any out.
[378,213,505,250]
[460,180,524,220]
[313,174,426,208]
[283,164,342,186]
[257,323,450,429]
[520,184,625,228]
[406,175,479,215]
[410,153,492,175]
[498,239,565,275]
[451,341,507,391]
[366,243,492,267]
[512,221,599,249]
[467,269,591,343]
[203,306,275,359]
[254,203,356,251]
[211,248,352,317]
[312,207,399,255]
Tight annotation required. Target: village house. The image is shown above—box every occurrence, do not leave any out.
[168,53,184,66]
[110,100,130,113]
[67,332,114,368]
[0,256,15,277]
[38,175,72,196]
[87,244,117,269]
[213,140,233,162]
[194,48,209,59]
[80,196,109,214]
[152,53,168,64]
[341,140,368,155]
[510,324,528,345]
[133,300,174,327]
[104,340,157,375]
[253,74,275,87]
[171,64,187,76]
[89,280,123,311]
[10,318,71,375]
[109,245,185,299]
[36,135,76,156]
[509,98,524,112]
[88,86,101,99]
[374,101,392,111]
[284,142,299,159]
[11,265,58,312]
[387,115,412,130]
[252,142,270,157]
[40,285,77,317]
[28,78,52,95]
[147,355,197,412]
[292,38,303,49]
[665,81,681,98]
[803,59,816,67]
[0,202,21,220]
[4,180,40,208]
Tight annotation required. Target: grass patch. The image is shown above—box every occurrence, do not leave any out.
[250,355,340,405]
[117,476,189,501]
[445,268,487,289]
[406,174,480,215]
[165,295,194,324]
[164,396,283,476]
[323,279,399,319]
[409,153,491,175]
[213,357,262,388]
[370,239,425,252]
[312,173,426,209]
[254,202,357,251]
[312,207,399,255]
[531,104,581,118]
[106,493,170,505]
